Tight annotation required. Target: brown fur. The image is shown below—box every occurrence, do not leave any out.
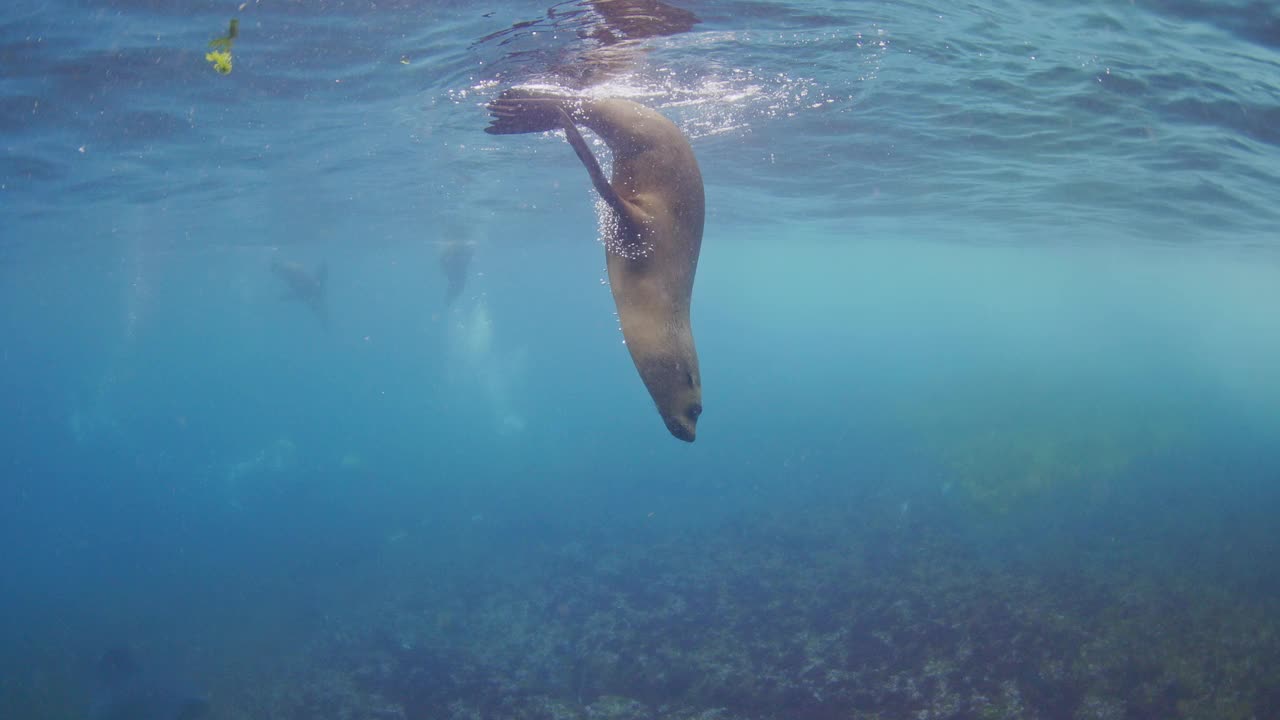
[486,92,704,441]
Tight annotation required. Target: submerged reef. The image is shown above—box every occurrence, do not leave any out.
[201,489,1278,720]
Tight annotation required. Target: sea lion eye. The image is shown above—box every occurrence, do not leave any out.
[686,371,696,387]
[688,403,702,419]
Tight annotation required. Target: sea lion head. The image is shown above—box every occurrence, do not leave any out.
[636,351,702,442]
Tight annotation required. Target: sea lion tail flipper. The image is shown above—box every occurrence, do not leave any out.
[484,88,579,135]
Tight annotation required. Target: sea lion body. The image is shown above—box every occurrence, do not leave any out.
[486,91,704,441]
[438,239,475,306]
[270,259,328,326]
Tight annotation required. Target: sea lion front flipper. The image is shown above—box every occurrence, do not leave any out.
[557,108,632,221]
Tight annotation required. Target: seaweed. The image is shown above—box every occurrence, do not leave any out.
[206,18,239,75]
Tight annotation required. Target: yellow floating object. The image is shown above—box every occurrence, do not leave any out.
[206,50,232,75]
[206,18,238,75]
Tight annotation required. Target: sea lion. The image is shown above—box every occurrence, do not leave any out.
[485,89,704,441]
[270,258,328,326]
[438,239,475,306]
[91,646,210,720]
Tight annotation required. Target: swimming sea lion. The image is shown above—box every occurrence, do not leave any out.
[485,89,704,441]
[92,645,210,720]
[438,239,475,306]
[270,258,328,326]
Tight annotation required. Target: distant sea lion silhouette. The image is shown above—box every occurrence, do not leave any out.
[90,646,209,720]
[485,90,704,441]
[270,258,328,326]
[438,240,475,306]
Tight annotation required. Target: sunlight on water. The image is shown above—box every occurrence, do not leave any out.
[456,21,887,140]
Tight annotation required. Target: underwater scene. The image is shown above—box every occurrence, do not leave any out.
[2,1,1280,718]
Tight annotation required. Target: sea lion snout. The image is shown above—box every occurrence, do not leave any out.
[663,401,701,442]
[638,354,701,442]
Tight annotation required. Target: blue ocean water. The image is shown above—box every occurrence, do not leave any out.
[2,1,1279,718]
